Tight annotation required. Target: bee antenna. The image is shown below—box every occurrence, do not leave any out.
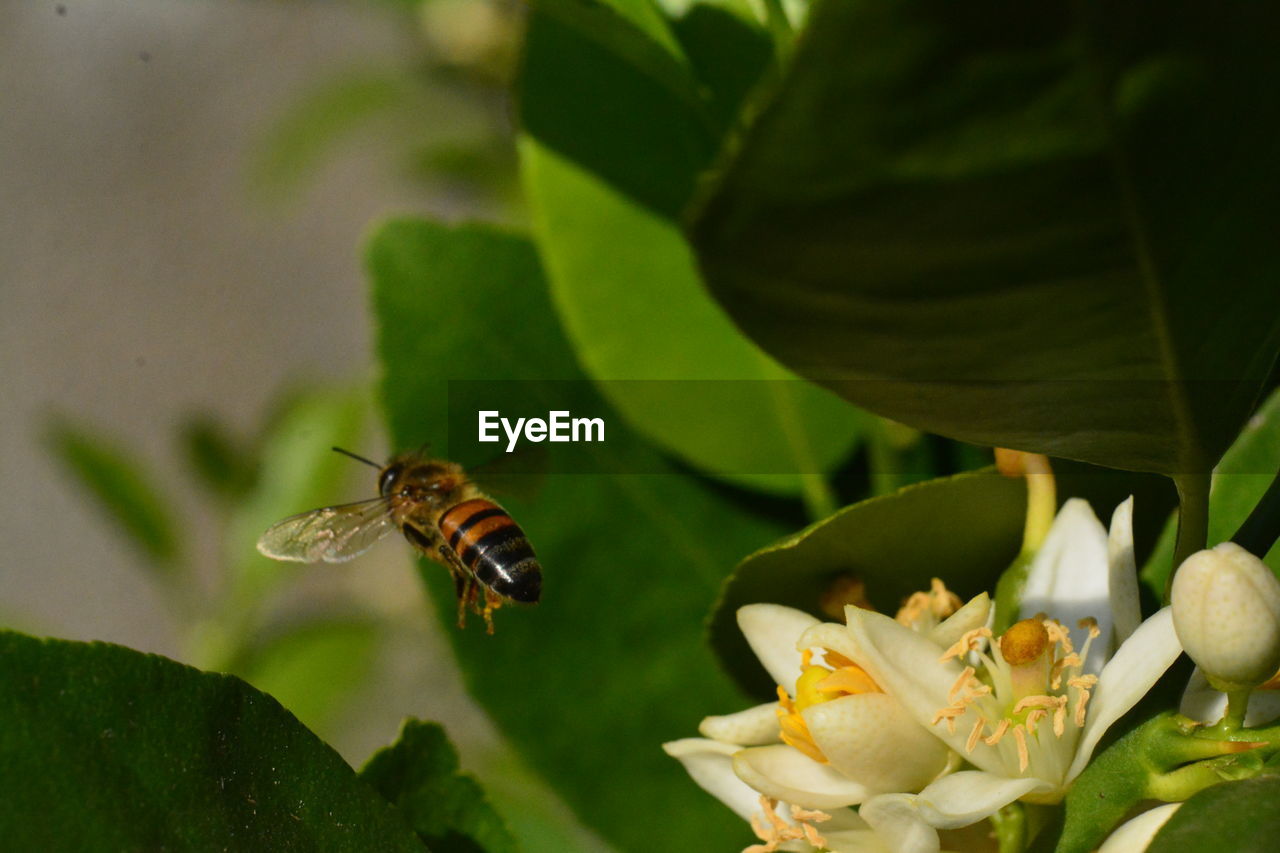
[331,447,381,469]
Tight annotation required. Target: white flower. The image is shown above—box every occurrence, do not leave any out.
[800,498,1184,852]
[1096,803,1181,853]
[1171,542,1280,692]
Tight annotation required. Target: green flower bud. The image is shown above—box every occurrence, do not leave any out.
[1172,543,1280,692]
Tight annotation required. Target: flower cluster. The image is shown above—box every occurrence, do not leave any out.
[666,496,1187,853]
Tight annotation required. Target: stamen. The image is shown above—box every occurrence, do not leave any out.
[802,823,828,848]
[761,797,790,835]
[983,718,1010,745]
[966,716,987,752]
[1069,675,1097,727]
[1025,708,1045,734]
[790,806,830,823]
[941,627,993,661]
[1013,725,1030,771]
[1012,694,1059,714]
[1053,698,1067,736]
[949,666,977,701]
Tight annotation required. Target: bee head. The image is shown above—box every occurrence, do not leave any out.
[378,463,406,496]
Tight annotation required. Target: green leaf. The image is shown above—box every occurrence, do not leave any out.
[692,0,1280,476]
[361,720,517,853]
[1148,776,1280,853]
[239,619,381,739]
[520,0,862,498]
[1141,388,1280,596]
[709,468,1025,697]
[370,218,788,851]
[0,630,425,851]
[45,420,181,571]
[181,414,259,502]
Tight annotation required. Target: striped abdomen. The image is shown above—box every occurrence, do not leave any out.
[438,498,541,603]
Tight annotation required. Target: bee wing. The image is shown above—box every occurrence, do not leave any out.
[256,497,398,564]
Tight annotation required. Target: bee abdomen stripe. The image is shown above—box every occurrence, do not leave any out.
[439,499,505,549]
[460,525,531,570]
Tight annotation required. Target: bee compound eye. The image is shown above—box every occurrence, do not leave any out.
[378,464,402,496]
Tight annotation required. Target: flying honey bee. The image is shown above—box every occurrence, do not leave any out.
[256,448,541,633]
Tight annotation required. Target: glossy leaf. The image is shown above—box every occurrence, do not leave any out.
[361,720,517,853]
[0,631,424,851]
[710,469,1025,697]
[370,219,788,851]
[1148,776,1280,853]
[520,0,861,497]
[1141,388,1280,596]
[692,0,1280,476]
[45,420,181,571]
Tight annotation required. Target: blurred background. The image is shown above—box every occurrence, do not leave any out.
[1,1,603,847]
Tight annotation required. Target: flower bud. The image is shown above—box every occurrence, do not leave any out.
[1172,542,1280,692]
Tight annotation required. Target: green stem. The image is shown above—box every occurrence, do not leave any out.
[1224,688,1253,731]
[1234,469,1280,558]
[798,472,836,522]
[991,801,1027,853]
[760,0,794,58]
[1168,471,1211,601]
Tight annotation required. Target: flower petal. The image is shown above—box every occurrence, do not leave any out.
[912,770,1049,827]
[1180,667,1280,727]
[857,772,1048,853]
[802,693,951,794]
[700,702,782,746]
[733,744,874,808]
[843,606,1007,776]
[1107,497,1142,644]
[1098,803,1180,853]
[1020,498,1112,673]
[856,794,941,853]
[663,738,762,822]
[929,593,991,650]
[739,604,822,689]
[1067,607,1183,782]
[821,827,894,853]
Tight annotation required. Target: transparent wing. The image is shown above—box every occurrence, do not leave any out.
[256,497,398,564]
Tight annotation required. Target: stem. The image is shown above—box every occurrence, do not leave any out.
[1224,688,1253,731]
[1168,472,1211,601]
[1234,469,1280,557]
[990,802,1027,853]
[798,473,836,522]
[760,0,794,58]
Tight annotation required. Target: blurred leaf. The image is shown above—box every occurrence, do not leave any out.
[213,387,369,663]
[1148,776,1280,853]
[0,630,425,851]
[369,219,787,851]
[692,0,1280,476]
[362,720,516,853]
[710,469,1024,697]
[252,71,408,195]
[181,414,258,502]
[239,619,380,739]
[1141,388,1280,596]
[45,420,180,571]
[520,0,860,497]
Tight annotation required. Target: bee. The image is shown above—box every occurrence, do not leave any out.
[256,448,541,633]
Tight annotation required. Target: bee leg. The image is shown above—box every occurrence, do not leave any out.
[454,575,472,629]
[481,589,503,635]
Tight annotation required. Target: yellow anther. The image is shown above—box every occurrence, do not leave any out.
[1013,725,1030,771]
[984,718,1010,746]
[949,666,978,701]
[790,806,830,823]
[967,717,987,752]
[1001,619,1050,666]
[941,627,993,662]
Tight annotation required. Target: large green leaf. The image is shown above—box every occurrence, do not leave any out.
[692,0,1280,476]
[369,219,788,851]
[710,469,1025,697]
[361,720,517,853]
[45,420,181,572]
[1141,388,1280,595]
[1148,776,1280,853]
[0,631,424,851]
[520,0,862,498]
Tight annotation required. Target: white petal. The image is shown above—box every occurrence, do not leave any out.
[929,593,990,650]
[912,770,1049,827]
[739,604,822,689]
[663,738,762,822]
[802,693,950,793]
[1067,608,1183,782]
[857,794,940,853]
[700,702,782,745]
[843,607,1008,776]
[821,827,894,853]
[1108,497,1142,644]
[1020,498,1113,673]
[1179,667,1280,727]
[733,744,873,808]
[1098,803,1181,853]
